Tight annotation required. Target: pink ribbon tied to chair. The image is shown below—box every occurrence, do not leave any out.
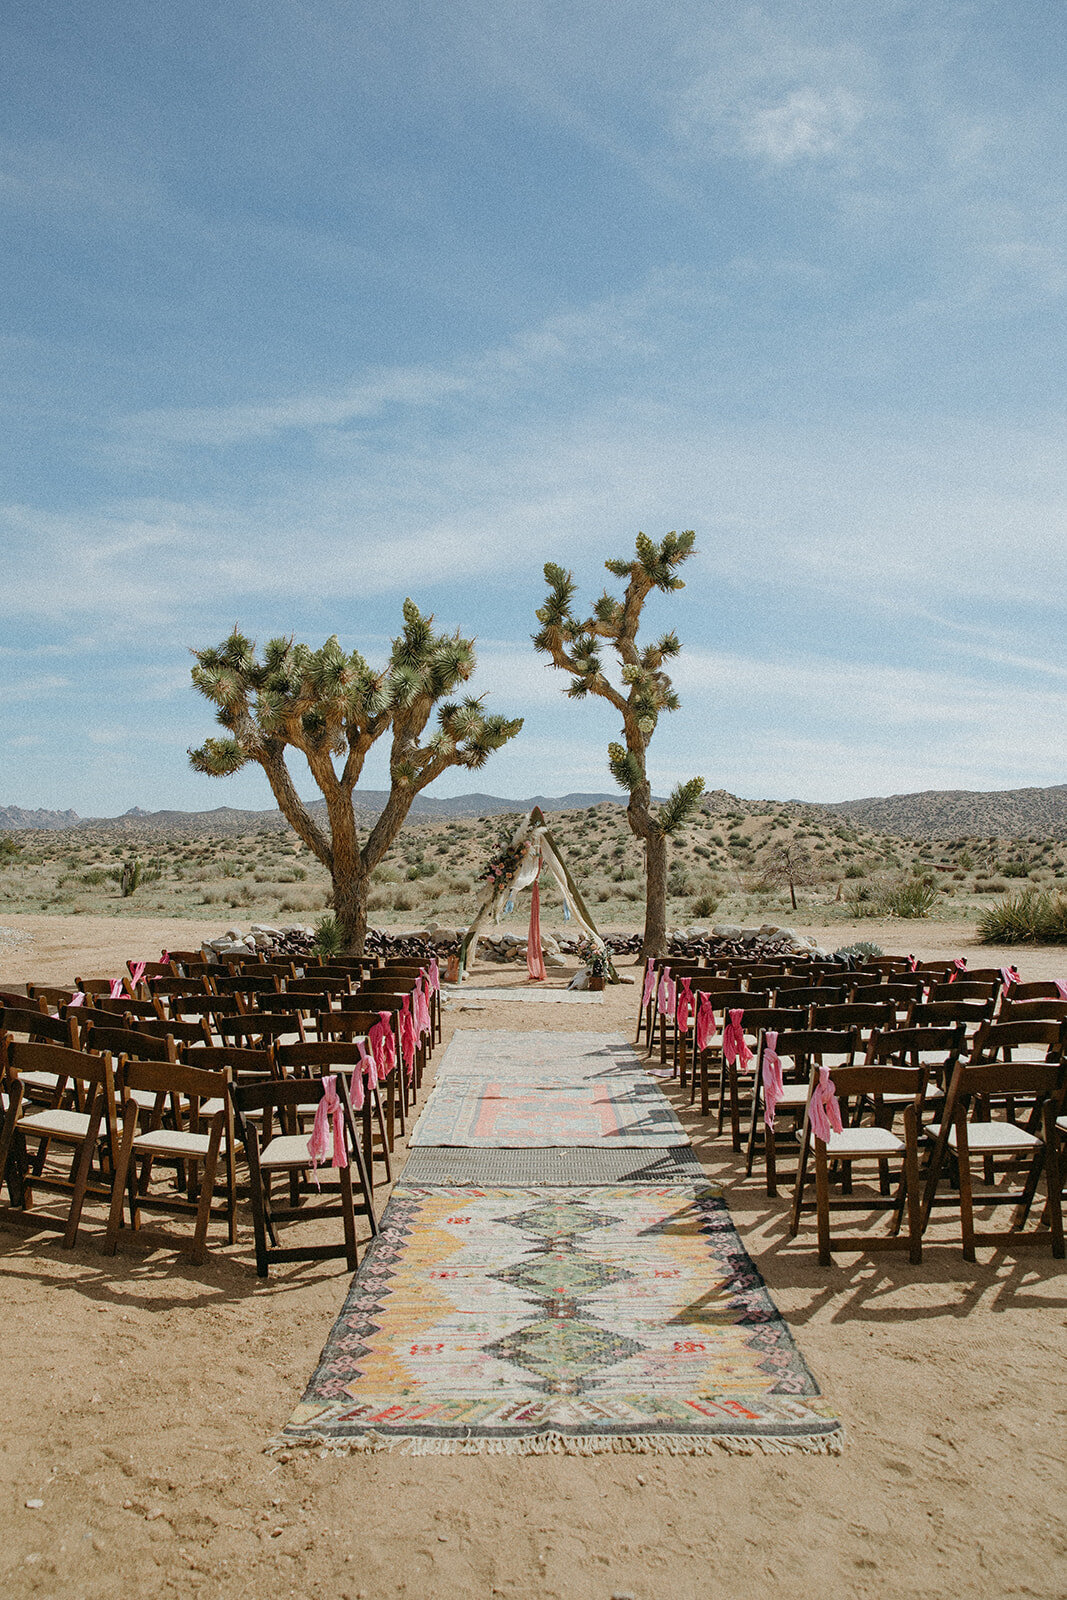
[67,991,85,1008]
[427,958,440,994]
[948,957,967,983]
[695,992,718,1054]
[809,1065,843,1143]
[676,977,694,1033]
[110,979,126,999]
[349,1039,375,1113]
[128,960,147,988]
[657,967,675,1017]
[307,1074,348,1186]
[370,1014,396,1077]
[998,965,1020,991]
[1056,980,1067,1002]
[722,1010,753,1072]
[399,995,417,1080]
[641,959,656,1010]
[907,955,917,973]
[761,1031,784,1129]
[415,973,432,1039]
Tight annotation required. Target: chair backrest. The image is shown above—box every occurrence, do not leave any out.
[171,993,243,1018]
[183,1043,274,1082]
[822,1062,928,1121]
[707,991,773,1013]
[81,1020,177,1062]
[808,1002,897,1037]
[126,1013,214,1048]
[736,1006,807,1037]
[285,975,353,996]
[26,984,76,1008]
[998,997,1067,1027]
[147,974,209,998]
[687,975,743,996]
[771,1028,859,1066]
[80,994,164,1020]
[8,1038,118,1152]
[969,1018,1067,1064]
[775,985,846,1008]
[0,988,37,1010]
[274,1041,369,1078]
[215,1013,306,1044]
[230,1071,355,1144]
[867,1024,966,1070]
[1011,980,1067,1002]
[850,982,923,1007]
[907,998,996,1030]
[120,1056,230,1121]
[317,1009,400,1044]
[210,973,280,995]
[928,980,998,1003]
[0,1004,76,1047]
[75,977,123,996]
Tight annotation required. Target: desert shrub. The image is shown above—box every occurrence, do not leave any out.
[691,893,719,918]
[844,864,866,879]
[314,913,344,958]
[393,889,416,912]
[0,836,22,862]
[878,878,937,918]
[978,888,1067,944]
[834,941,884,959]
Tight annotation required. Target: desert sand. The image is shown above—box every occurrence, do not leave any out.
[0,913,1065,1599]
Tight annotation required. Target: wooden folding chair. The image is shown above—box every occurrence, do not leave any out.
[788,1063,928,1265]
[229,1075,376,1278]
[275,1041,392,1192]
[0,1040,120,1246]
[744,1028,858,1196]
[104,1057,235,1262]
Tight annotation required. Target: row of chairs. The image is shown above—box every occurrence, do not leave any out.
[0,956,441,1275]
[636,957,1067,1263]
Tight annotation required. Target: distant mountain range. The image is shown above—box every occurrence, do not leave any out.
[3,783,1066,840]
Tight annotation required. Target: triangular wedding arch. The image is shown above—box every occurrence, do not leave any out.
[457,807,616,982]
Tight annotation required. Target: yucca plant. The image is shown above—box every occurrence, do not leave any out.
[878,877,937,918]
[978,888,1067,944]
[313,913,345,958]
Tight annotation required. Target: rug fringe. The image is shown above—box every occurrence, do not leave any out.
[269,1427,844,1460]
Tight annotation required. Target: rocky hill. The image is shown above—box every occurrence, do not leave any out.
[822,785,1067,840]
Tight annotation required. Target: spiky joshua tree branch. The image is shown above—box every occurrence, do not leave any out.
[189,602,523,954]
[533,532,705,957]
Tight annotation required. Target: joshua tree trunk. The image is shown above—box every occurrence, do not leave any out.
[333,869,369,954]
[627,779,667,959]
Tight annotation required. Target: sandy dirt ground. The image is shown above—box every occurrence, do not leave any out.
[0,913,1065,1600]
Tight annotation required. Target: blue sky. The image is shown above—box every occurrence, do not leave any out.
[3,0,1065,817]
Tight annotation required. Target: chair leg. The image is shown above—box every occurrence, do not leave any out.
[63,1096,105,1250]
[956,1119,976,1262]
[244,1139,271,1278]
[814,1141,832,1266]
[190,1125,224,1265]
[339,1165,359,1271]
[904,1126,922,1265]
[103,1106,139,1255]
[372,1089,392,1183]
[1042,1103,1064,1258]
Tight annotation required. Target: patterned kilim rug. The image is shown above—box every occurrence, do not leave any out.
[281,1181,841,1455]
[278,1030,843,1455]
[409,1075,686,1148]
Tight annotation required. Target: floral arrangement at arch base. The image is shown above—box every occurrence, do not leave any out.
[575,937,610,981]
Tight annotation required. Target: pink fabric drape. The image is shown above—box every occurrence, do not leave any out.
[307,1074,347,1184]
[128,960,146,987]
[676,977,694,1033]
[998,965,1019,991]
[527,860,546,982]
[761,1031,783,1128]
[399,995,417,1079]
[349,1038,375,1112]
[415,973,432,1037]
[948,957,967,983]
[68,991,85,1008]
[1055,980,1067,1002]
[110,979,126,999]
[722,1009,753,1072]
[809,1066,843,1143]
[641,959,656,1009]
[907,955,917,972]
[695,993,717,1054]
[370,1013,396,1077]
[657,967,675,1016]
[427,958,440,994]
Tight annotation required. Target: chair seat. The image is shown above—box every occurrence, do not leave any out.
[825,1126,903,1159]
[777,1084,809,1108]
[946,1121,1041,1154]
[131,1127,217,1159]
[259,1133,317,1170]
[18,1108,92,1140]
[18,1072,62,1097]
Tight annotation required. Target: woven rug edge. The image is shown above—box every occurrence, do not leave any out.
[270,1425,844,1458]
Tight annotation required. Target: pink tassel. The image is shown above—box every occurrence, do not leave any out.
[809,1066,843,1143]
[641,960,656,1009]
[676,977,694,1033]
[307,1075,347,1186]
[761,1031,783,1128]
[695,993,718,1054]
[722,1010,753,1072]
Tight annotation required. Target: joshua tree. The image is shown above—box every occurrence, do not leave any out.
[189,604,523,953]
[534,532,705,957]
[759,840,817,912]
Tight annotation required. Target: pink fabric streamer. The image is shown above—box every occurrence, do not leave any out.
[399,995,417,1079]
[761,1031,784,1129]
[128,960,147,988]
[1055,981,1067,1002]
[160,950,169,965]
[415,973,432,1038]
[427,959,440,994]
[998,965,1020,991]
[307,1074,347,1185]
[948,957,967,983]
[527,863,547,982]
[110,979,126,999]
[809,1066,844,1143]
[657,967,675,1017]
[722,1009,753,1072]
[641,959,656,1009]
[349,1039,374,1113]
[676,977,694,1033]
[695,993,718,1054]
[907,955,917,972]
[68,991,85,1008]
[371,1013,396,1077]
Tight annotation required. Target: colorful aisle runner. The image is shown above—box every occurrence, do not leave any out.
[281,1031,843,1455]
